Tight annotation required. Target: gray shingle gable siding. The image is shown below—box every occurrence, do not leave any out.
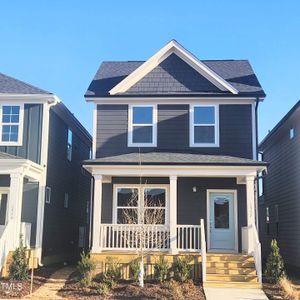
[0,73,51,94]
[85,57,265,97]
[126,53,224,94]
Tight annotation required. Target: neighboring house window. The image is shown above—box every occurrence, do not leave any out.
[67,128,73,161]
[86,201,90,224]
[45,187,51,204]
[266,206,270,235]
[114,185,167,224]
[64,193,69,208]
[190,105,219,147]
[0,104,23,145]
[275,204,279,236]
[128,105,157,147]
[290,128,295,139]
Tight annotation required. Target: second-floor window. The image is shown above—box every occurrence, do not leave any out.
[128,105,157,147]
[0,104,23,145]
[190,105,219,147]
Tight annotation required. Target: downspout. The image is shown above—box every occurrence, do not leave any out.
[254,97,260,230]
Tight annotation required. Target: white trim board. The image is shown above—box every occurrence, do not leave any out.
[108,40,238,95]
[206,189,238,253]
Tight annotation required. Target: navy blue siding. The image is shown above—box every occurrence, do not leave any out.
[96,104,253,159]
[0,104,43,164]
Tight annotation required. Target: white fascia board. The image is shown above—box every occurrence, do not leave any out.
[85,96,257,105]
[83,164,266,177]
[108,40,238,95]
[0,94,59,104]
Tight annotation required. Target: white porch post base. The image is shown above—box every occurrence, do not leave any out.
[246,175,255,254]
[91,175,103,253]
[169,176,178,254]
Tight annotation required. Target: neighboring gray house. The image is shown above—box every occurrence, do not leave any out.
[83,40,267,287]
[259,100,300,274]
[0,73,91,275]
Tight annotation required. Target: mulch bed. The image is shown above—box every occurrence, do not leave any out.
[263,283,286,300]
[58,278,206,300]
[0,264,61,299]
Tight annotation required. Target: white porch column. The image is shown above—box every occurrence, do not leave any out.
[91,175,103,253]
[246,175,256,253]
[9,172,24,248]
[169,176,178,254]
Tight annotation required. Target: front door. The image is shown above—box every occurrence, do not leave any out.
[208,191,236,251]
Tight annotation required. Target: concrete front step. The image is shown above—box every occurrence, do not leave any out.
[206,274,258,283]
[207,267,257,275]
[204,281,262,289]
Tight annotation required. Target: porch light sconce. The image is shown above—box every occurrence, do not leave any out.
[192,186,197,193]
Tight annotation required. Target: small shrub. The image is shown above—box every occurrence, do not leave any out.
[9,237,29,280]
[264,239,285,283]
[129,259,140,282]
[154,256,169,283]
[173,256,192,282]
[163,279,184,300]
[94,282,110,296]
[279,277,299,300]
[77,251,96,287]
[103,256,121,287]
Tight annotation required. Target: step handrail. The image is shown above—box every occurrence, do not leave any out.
[0,221,14,270]
[200,219,206,282]
[252,225,262,283]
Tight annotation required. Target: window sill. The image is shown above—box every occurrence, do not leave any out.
[128,143,157,148]
[190,143,219,148]
[0,141,22,146]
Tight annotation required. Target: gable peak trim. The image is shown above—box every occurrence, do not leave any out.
[109,40,239,95]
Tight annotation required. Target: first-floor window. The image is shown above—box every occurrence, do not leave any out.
[45,187,51,204]
[115,186,167,224]
[64,193,69,208]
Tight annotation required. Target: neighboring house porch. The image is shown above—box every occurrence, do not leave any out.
[0,152,44,276]
[84,152,267,285]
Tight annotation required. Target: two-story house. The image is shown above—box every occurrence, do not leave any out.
[259,100,300,275]
[0,73,92,275]
[83,40,267,287]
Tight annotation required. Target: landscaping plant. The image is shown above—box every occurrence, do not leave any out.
[9,236,29,280]
[173,256,192,282]
[264,239,285,283]
[129,259,140,282]
[154,256,169,283]
[77,251,96,287]
[102,256,121,288]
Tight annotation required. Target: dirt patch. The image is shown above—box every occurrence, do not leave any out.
[263,283,286,300]
[0,265,61,299]
[58,279,206,300]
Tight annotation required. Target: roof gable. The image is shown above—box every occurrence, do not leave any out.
[125,53,223,94]
[109,40,238,95]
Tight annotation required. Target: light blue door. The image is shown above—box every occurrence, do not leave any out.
[209,192,235,251]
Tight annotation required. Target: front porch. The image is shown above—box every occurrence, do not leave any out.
[84,157,267,284]
[0,156,44,275]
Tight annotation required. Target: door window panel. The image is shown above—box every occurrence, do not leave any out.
[214,197,229,229]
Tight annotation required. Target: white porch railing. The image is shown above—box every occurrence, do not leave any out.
[99,222,205,253]
[176,225,201,251]
[0,221,14,270]
[242,225,262,283]
[99,224,170,251]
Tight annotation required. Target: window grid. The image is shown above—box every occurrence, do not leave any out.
[190,105,219,147]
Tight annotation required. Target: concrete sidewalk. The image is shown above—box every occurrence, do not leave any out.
[204,287,268,300]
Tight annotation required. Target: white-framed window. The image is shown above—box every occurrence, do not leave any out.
[190,104,219,147]
[64,193,69,208]
[0,104,24,146]
[128,105,157,147]
[45,187,51,204]
[67,128,73,161]
[113,184,168,224]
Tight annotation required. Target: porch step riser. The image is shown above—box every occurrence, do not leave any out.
[207,268,256,275]
[206,274,258,282]
[204,282,262,289]
[206,262,255,268]
[207,257,254,263]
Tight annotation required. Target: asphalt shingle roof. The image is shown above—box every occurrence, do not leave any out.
[0,73,52,94]
[85,54,265,98]
[84,152,267,166]
[0,151,21,159]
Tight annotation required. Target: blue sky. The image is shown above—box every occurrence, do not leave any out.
[1,0,299,140]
